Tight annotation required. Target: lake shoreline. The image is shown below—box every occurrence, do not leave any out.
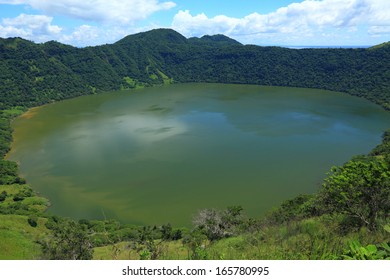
[7,83,390,226]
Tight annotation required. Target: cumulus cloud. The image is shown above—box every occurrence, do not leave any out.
[0,14,61,42]
[369,26,390,36]
[60,25,151,46]
[0,12,154,46]
[1,0,389,46]
[171,0,390,43]
[0,0,177,45]
[0,1,25,3]
[60,25,99,46]
[0,0,176,24]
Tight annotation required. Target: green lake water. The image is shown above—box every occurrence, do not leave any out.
[8,84,390,226]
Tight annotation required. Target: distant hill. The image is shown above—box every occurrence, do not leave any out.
[370,41,390,50]
[188,34,242,46]
[0,28,389,111]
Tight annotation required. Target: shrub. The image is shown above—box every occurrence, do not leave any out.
[193,206,246,241]
[42,217,93,260]
[342,241,390,260]
[27,216,38,227]
[0,191,7,202]
[267,194,318,224]
[318,157,390,230]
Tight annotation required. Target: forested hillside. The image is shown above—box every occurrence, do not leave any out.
[1,28,389,110]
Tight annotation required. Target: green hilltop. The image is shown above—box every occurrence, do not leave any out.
[1,28,390,110]
[0,29,389,260]
[370,41,390,49]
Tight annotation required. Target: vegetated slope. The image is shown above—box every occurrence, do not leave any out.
[0,28,389,110]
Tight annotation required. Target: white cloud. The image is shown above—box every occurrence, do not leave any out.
[171,11,241,36]
[1,0,389,46]
[0,14,61,42]
[171,0,390,44]
[0,12,155,46]
[59,25,152,46]
[0,1,25,3]
[0,0,177,45]
[1,0,176,24]
[60,25,99,46]
[368,0,390,24]
[369,25,390,35]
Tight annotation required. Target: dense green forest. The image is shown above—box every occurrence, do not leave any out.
[0,29,389,259]
[1,29,390,110]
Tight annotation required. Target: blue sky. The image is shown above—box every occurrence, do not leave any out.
[0,0,389,47]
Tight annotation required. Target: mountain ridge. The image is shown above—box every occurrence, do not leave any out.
[0,28,389,111]
[3,28,387,49]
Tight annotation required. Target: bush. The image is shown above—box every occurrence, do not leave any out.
[27,216,38,227]
[12,186,33,202]
[13,193,25,202]
[0,160,25,185]
[42,217,93,260]
[267,194,318,224]
[0,191,7,202]
[318,157,390,230]
[342,241,390,260]
[192,206,246,241]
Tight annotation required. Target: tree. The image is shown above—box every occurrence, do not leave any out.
[160,223,173,240]
[182,230,208,260]
[319,157,390,230]
[42,217,93,260]
[135,226,165,260]
[192,206,245,241]
[193,208,225,241]
[0,160,25,185]
[0,190,6,202]
[221,205,246,235]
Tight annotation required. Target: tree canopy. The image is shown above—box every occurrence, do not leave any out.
[1,29,389,111]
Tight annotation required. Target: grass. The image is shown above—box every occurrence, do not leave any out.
[21,196,50,212]
[93,240,188,260]
[0,183,50,259]
[0,182,388,260]
[0,214,48,259]
[1,107,25,118]
[0,230,41,259]
[0,184,50,213]
[92,215,390,260]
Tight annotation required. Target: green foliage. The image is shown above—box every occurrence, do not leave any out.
[342,240,390,260]
[13,186,33,201]
[1,29,390,112]
[182,230,209,260]
[193,206,246,241]
[0,184,49,216]
[123,76,137,88]
[0,115,13,158]
[0,190,6,202]
[318,157,390,229]
[267,194,318,224]
[0,160,25,185]
[134,226,165,260]
[160,223,173,240]
[42,217,93,260]
[370,129,390,163]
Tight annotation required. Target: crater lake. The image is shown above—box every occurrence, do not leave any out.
[7,84,390,226]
